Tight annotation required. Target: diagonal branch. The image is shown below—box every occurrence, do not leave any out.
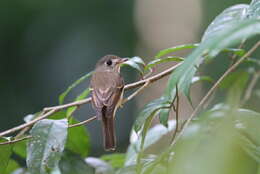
[0,63,181,138]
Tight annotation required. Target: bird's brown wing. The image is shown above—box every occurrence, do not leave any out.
[91,71,124,118]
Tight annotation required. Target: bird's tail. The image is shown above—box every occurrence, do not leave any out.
[101,114,116,151]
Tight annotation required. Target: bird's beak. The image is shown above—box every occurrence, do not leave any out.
[115,58,129,65]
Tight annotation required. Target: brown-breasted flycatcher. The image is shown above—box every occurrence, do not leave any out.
[90,55,128,151]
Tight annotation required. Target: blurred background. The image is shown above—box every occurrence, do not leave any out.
[0,0,257,155]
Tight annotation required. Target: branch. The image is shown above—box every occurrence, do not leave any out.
[0,63,181,138]
[0,135,32,145]
[170,41,260,148]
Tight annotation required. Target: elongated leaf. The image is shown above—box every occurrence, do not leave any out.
[59,151,94,174]
[202,4,249,41]
[166,19,260,102]
[101,153,126,169]
[191,76,214,84]
[122,56,145,74]
[66,88,91,118]
[5,160,19,174]
[13,140,27,159]
[145,57,183,71]
[156,44,199,59]
[248,0,260,18]
[59,72,92,104]
[0,138,13,174]
[125,120,176,166]
[66,118,90,158]
[134,97,170,132]
[27,119,68,174]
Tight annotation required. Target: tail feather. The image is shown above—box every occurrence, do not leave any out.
[101,115,116,151]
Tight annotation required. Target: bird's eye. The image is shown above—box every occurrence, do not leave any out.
[106,59,112,66]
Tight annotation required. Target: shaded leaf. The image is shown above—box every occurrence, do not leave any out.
[202,4,249,41]
[0,138,13,174]
[5,160,20,174]
[59,151,94,174]
[85,157,114,174]
[59,72,92,104]
[66,118,90,158]
[101,153,126,169]
[13,140,27,159]
[125,120,176,166]
[122,56,145,75]
[248,0,260,18]
[159,108,170,127]
[134,97,170,132]
[66,88,91,118]
[27,119,68,174]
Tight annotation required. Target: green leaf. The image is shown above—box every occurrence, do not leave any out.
[66,88,91,118]
[59,151,94,174]
[122,56,145,75]
[27,119,68,174]
[101,153,126,169]
[248,0,260,18]
[155,43,199,59]
[0,138,13,174]
[66,118,90,158]
[202,4,249,41]
[85,157,114,174]
[13,140,27,159]
[159,108,170,127]
[166,19,260,102]
[59,72,92,105]
[145,56,184,71]
[5,160,20,174]
[134,97,170,132]
[125,120,176,166]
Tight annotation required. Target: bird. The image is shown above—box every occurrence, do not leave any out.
[90,55,128,151]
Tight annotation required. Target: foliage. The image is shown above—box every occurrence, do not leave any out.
[0,0,260,173]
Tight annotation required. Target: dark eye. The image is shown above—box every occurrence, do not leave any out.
[106,59,112,66]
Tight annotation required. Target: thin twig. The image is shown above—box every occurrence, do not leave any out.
[241,71,260,105]
[0,135,32,145]
[0,63,182,138]
[171,85,179,143]
[170,41,260,148]
[68,116,97,128]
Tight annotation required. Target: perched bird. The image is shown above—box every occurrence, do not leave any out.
[90,55,128,151]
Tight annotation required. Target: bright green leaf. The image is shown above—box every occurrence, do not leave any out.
[13,140,27,159]
[101,153,126,169]
[59,72,92,105]
[155,43,199,59]
[0,138,13,174]
[5,160,20,174]
[66,88,91,118]
[66,118,90,158]
[27,119,68,174]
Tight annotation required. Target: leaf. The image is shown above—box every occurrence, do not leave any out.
[0,138,13,174]
[248,0,260,18]
[5,160,20,174]
[145,56,184,71]
[202,4,249,41]
[66,88,91,118]
[59,72,92,105]
[59,151,94,174]
[166,19,260,103]
[122,56,145,75]
[159,108,170,127]
[13,140,27,159]
[27,119,68,174]
[134,97,170,132]
[125,120,176,166]
[191,76,214,84]
[155,43,199,59]
[66,118,90,158]
[101,153,126,169]
[85,157,114,174]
